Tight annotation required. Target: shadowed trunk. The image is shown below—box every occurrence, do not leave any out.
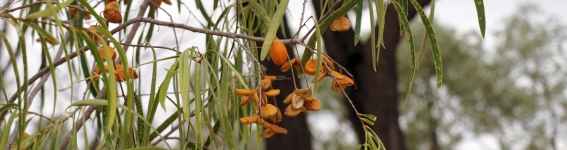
[312,0,432,149]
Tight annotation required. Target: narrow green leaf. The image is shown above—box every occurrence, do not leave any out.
[354,0,364,45]
[26,0,75,18]
[473,0,486,38]
[179,49,192,123]
[313,20,323,93]
[259,0,289,60]
[392,1,418,109]
[157,61,179,111]
[144,45,159,145]
[0,113,18,149]
[219,66,236,150]
[69,99,108,106]
[249,0,272,25]
[217,52,249,89]
[367,0,377,71]
[22,22,59,45]
[0,103,17,113]
[409,0,443,87]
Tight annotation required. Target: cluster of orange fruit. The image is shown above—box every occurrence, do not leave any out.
[92,63,138,82]
[271,38,355,91]
[236,38,354,138]
[236,76,288,138]
[68,0,123,23]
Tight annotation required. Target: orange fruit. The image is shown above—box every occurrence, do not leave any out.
[83,12,91,20]
[239,115,260,124]
[270,39,288,66]
[128,68,138,79]
[69,7,78,15]
[99,46,117,61]
[163,0,172,5]
[330,16,350,32]
[304,59,319,75]
[104,2,122,23]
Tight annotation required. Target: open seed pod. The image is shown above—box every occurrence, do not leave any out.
[330,16,351,32]
[261,104,278,118]
[270,39,288,66]
[331,80,345,92]
[280,58,300,72]
[337,76,354,86]
[283,92,293,104]
[264,89,280,97]
[290,94,304,110]
[261,77,272,91]
[304,98,321,111]
[235,89,256,95]
[104,2,122,23]
[311,72,326,83]
[163,0,172,5]
[330,71,346,80]
[239,115,260,124]
[269,108,283,123]
[99,46,117,61]
[260,128,276,138]
[239,96,250,106]
[261,122,288,134]
[294,88,312,98]
[322,56,335,71]
[284,105,302,117]
[304,59,319,75]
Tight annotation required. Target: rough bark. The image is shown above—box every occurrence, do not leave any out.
[311,0,432,150]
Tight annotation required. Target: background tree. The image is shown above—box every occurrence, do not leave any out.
[398,4,567,149]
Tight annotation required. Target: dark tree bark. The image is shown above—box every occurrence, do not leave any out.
[257,17,313,150]
[311,0,432,150]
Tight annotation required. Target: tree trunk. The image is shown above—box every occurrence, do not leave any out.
[312,0,432,149]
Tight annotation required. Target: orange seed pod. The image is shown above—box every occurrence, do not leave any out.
[69,7,78,15]
[104,2,122,23]
[260,128,276,138]
[239,115,260,124]
[330,16,351,32]
[163,0,172,5]
[270,39,288,66]
[83,12,91,20]
[304,59,319,75]
[261,104,278,118]
[99,46,117,61]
